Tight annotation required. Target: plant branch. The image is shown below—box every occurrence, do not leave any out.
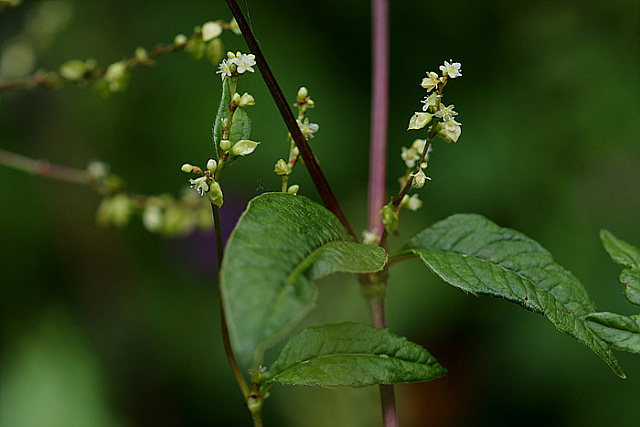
[0,148,89,184]
[224,0,357,240]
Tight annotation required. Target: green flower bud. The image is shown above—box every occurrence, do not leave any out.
[208,181,224,206]
[231,92,241,106]
[206,38,224,65]
[380,204,398,234]
[181,163,194,173]
[287,185,300,195]
[174,34,188,46]
[135,47,149,62]
[230,139,260,156]
[220,139,231,151]
[59,59,87,81]
[239,92,255,107]
[274,159,291,175]
[297,86,308,101]
[207,159,217,173]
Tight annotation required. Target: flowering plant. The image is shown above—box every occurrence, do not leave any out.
[0,1,637,426]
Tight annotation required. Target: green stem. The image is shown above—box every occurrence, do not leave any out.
[212,204,250,399]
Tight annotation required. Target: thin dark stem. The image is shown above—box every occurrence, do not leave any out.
[368,0,389,241]
[212,204,250,399]
[224,0,356,240]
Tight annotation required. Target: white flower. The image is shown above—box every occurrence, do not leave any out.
[143,205,163,232]
[235,53,256,74]
[408,112,432,130]
[435,104,458,122]
[439,119,462,143]
[401,194,423,211]
[217,59,233,78]
[189,176,210,196]
[401,146,419,168]
[298,118,319,139]
[362,228,380,245]
[412,170,430,188]
[201,21,223,42]
[439,60,462,78]
[420,71,440,91]
[411,139,433,162]
[421,92,440,112]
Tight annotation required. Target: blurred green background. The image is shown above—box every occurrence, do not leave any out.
[1,1,638,426]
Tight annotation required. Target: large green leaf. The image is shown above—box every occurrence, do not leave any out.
[600,229,640,306]
[585,312,640,354]
[221,193,388,367]
[266,322,445,388]
[396,213,625,378]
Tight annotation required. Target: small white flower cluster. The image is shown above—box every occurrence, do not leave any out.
[408,59,462,144]
[217,51,257,78]
[182,160,225,207]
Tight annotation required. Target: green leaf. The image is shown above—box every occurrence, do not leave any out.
[212,77,232,159]
[221,193,388,367]
[212,78,251,164]
[600,230,640,306]
[397,213,625,378]
[585,313,640,354]
[600,229,640,269]
[266,322,445,388]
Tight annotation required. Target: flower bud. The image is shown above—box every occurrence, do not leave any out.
[181,163,194,173]
[380,204,398,234]
[174,34,188,46]
[239,92,255,107]
[230,139,260,156]
[201,21,222,41]
[231,92,241,106]
[206,159,217,173]
[220,139,231,151]
[287,184,300,194]
[297,87,308,101]
[274,159,291,175]
[208,181,224,206]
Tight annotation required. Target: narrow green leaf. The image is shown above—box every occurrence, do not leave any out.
[585,313,640,354]
[266,322,446,388]
[228,106,251,144]
[221,193,388,367]
[600,230,640,306]
[212,77,232,159]
[212,78,252,166]
[397,214,625,378]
